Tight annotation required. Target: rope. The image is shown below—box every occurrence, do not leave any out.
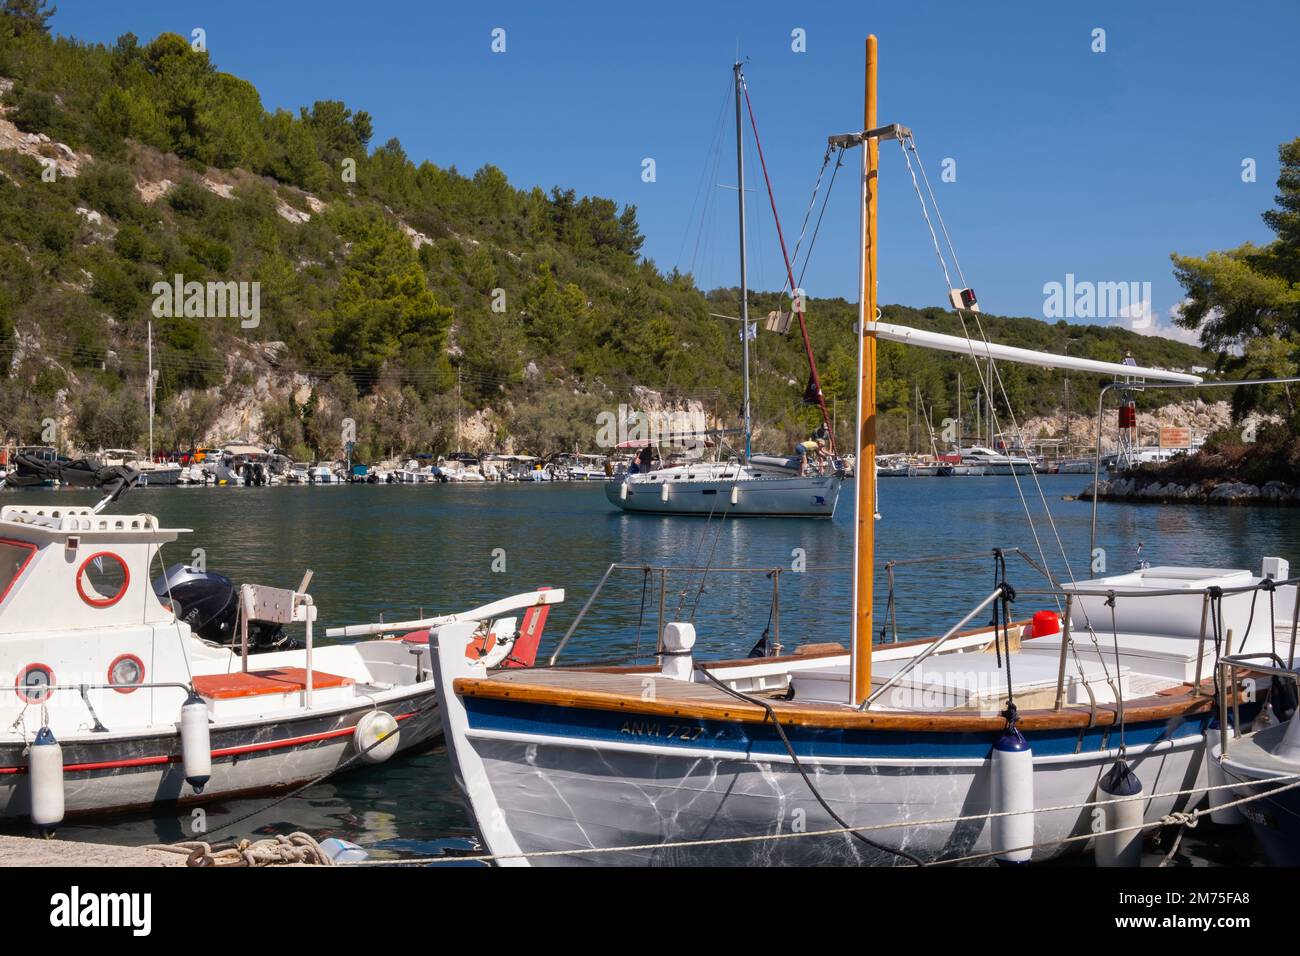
[739,71,834,450]
[694,663,925,865]
[147,832,330,867]
[340,769,1300,867]
[932,770,1300,867]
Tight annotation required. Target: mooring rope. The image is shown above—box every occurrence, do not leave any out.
[336,769,1300,867]
[147,831,330,868]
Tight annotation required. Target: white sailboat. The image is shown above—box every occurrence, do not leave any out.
[428,38,1283,867]
[607,63,844,520]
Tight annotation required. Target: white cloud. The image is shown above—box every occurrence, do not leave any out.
[1130,299,1205,348]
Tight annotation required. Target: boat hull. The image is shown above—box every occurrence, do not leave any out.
[0,689,440,819]
[444,685,1208,866]
[604,474,842,518]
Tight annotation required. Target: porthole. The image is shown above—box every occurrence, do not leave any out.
[76,552,130,608]
[108,654,145,694]
[15,663,55,704]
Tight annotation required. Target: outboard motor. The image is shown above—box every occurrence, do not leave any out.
[153,564,294,650]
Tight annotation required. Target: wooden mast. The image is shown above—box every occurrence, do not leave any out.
[852,35,879,705]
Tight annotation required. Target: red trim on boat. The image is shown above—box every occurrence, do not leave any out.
[0,709,423,775]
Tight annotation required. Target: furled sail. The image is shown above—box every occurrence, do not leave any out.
[869,322,1203,385]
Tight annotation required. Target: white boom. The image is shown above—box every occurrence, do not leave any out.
[870,321,1204,384]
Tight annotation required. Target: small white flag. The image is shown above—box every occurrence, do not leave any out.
[739,322,757,341]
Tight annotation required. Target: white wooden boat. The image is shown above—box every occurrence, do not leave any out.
[430,41,1252,868]
[0,463,561,824]
[1209,646,1300,865]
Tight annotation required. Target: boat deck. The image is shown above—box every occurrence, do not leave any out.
[455,660,1211,733]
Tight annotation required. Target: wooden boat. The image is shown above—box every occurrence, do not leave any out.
[430,38,1280,868]
[1210,645,1300,865]
[0,460,561,823]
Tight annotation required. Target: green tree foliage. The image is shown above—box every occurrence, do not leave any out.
[0,18,1217,460]
[318,210,453,389]
[73,381,144,449]
[1172,138,1300,425]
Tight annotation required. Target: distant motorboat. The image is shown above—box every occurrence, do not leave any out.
[1057,458,1095,474]
[959,445,1035,475]
[875,456,910,478]
[308,461,343,484]
[98,449,182,486]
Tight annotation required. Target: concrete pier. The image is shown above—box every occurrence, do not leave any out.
[0,834,184,867]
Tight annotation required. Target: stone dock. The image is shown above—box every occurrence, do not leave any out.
[1081,477,1300,505]
[0,833,183,866]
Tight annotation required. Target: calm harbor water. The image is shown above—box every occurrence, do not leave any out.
[10,476,1297,864]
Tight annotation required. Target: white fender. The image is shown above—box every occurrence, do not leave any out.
[180,692,212,793]
[354,710,401,763]
[29,726,64,831]
[1095,759,1143,867]
[990,727,1033,865]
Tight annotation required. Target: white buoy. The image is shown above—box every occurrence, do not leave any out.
[660,481,669,502]
[29,726,64,833]
[990,722,1034,865]
[619,481,628,500]
[729,485,739,505]
[1095,759,1144,866]
[180,692,212,793]
[1206,757,1245,825]
[1206,715,1244,825]
[354,710,401,763]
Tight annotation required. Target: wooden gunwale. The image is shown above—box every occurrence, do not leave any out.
[453,672,1212,732]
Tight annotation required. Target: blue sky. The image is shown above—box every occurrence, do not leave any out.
[50,1,1299,344]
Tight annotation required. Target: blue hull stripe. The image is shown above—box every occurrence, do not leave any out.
[464,696,1212,760]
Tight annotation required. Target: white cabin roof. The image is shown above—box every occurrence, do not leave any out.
[0,505,187,544]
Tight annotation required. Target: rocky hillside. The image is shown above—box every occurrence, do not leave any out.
[0,10,1218,462]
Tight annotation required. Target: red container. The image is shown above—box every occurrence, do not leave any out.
[1031,610,1060,637]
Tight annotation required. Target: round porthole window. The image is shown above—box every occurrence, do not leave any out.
[108,654,145,693]
[76,552,130,608]
[15,664,55,703]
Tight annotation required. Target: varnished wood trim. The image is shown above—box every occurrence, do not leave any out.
[452,675,1216,733]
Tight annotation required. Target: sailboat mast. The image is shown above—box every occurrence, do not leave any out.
[733,62,752,461]
[851,36,879,705]
[147,319,154,461]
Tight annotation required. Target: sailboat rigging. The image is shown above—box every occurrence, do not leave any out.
[604,62,845,518]
[432,36,1282,868]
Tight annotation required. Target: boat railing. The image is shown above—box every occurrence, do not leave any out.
[1216,652,1300,759]
[548,562,848,666]
[1014,575,1300,707]
[878,547,1055,643]
[861,586,1009,710]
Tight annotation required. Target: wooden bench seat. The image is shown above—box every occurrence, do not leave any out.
[193,667,354,700]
